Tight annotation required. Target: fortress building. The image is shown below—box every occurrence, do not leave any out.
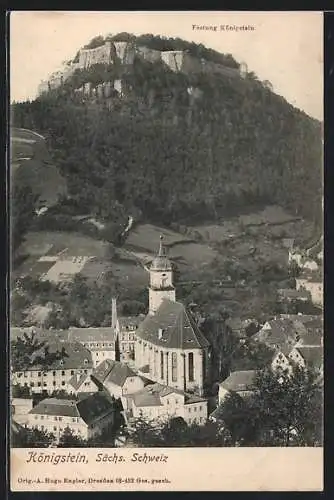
[134,236,211,396]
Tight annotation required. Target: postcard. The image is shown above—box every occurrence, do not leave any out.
[9,10,323,491]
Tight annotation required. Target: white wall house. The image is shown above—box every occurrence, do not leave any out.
[25,393,116,442]
[68,327,116,368]
[218,370,257,404]
[296,277,323,307]
[91,359,145,410]
[12,342,93,394]
[128,383,208,426]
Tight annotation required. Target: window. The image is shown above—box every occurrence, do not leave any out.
[24,372,27,378]
[30,382,34,387]
[61,371,65,376]
[72,418,76,422]
[43,382,47,387]
[53,371,56,376]
[38,372,41,377]
[34,415,38,420]
[172,352,178,382]
[53,381,56,386]
[194,406,197,412]
[61,381,65,386]
[53,426,57,431]
[160,351,164,380]
[41,425,44,431]
[84,369,88,374]
[71,370,74,375]
[188,353,194,382]
[59,417,62,422]
[54,417,58,421]
[38,382,41,387]
[188,407,191,413]
[199,406,202,412]
[84,359,88,365]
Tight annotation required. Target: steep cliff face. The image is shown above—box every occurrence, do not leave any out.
[39,37,244,96]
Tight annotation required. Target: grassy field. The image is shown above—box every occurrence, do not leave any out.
[125,223,218,269]
[125,223,190,252]
[20,231,110,259]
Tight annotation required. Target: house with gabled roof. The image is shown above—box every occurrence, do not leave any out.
[91,359,145,409]
[26,392,116,441]
[134,236,211,397]
[126,382,208,426]
[288,345,323,374]
[218,370,258,404]
[66,372,98,396]
[68,327,116,367]
[12,341,93,394]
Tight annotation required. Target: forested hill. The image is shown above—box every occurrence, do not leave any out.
[11,34,322,229]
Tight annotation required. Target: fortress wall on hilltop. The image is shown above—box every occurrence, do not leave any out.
[78,41,116,68]
[113,41,136,65]
[136,45,162,63]
[37,41,243,97]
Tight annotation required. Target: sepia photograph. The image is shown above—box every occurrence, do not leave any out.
[9,10,323,491]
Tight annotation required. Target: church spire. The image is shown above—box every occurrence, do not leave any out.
[158,234,166,257]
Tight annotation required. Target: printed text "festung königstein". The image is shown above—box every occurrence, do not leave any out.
[192,24,255,32]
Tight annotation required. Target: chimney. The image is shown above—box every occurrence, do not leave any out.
[112,298,118,330]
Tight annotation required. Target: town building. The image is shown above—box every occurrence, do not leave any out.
[134,236,211,397]
[11,397,34,426]
[25,392,116,441]
[125,383,208,426]
[296,270,323,307]
[12,341,93,394]
[65,372,99,396]
[218,370,257,404]
[68,327,116,367]
[277,288,312,304]
[91,359,145,410]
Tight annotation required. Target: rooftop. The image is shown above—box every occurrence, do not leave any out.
[278,289,312,301]
[137,299,210,349]
[220,370,257,392]
[24,341,93,371]
[129,383,206,408]
[254,319,297,349]
[92,359,137,388]
[295,346,323,370]
[68,327,116,344]
[29,392,115,425]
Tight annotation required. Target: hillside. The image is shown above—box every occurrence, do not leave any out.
[11,33,322,231]
[11,127,67,208]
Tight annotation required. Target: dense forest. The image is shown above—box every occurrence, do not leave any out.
[11,34,322,231]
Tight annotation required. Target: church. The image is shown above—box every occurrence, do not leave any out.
[133,236,211,397]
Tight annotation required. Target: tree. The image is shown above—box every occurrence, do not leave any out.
[129,416,232,447]
[11,426,55,448]
[11,331,46,371]
[58,427,86,447]
[220,366,323,446]
[11,185,39,252]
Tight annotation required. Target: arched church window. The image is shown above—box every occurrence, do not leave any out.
[172,352,177,382]
[160,351,164,380]
[188,353,194,382]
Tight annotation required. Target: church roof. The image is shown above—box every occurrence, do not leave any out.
[136,299,210,349]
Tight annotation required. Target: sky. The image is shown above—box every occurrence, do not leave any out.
[10,11,323,120]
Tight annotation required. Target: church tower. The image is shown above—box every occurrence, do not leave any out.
[149,235,176,315]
